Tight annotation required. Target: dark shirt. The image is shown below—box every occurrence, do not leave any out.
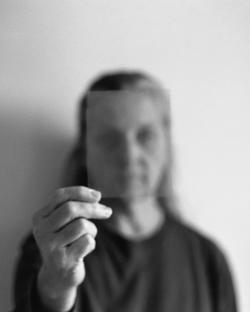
[12,216,237,312]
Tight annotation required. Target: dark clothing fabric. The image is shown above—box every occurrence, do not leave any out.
[12,216,237,312]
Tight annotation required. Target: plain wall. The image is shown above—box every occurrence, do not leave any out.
[1,1,249,311]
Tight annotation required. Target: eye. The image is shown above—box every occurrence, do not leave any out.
[137,127,156,145]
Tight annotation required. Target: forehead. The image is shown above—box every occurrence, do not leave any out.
[86,90,164,132]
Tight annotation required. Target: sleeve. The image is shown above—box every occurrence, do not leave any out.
[12,234,79,312]
[204,239,238,312]
[12,233,49,312]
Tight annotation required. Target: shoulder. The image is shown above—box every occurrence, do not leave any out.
[165,217,238,311]
[20,232,39,251]
[16,232,41,268]
[13,232,42,305]
[166,216,231,268]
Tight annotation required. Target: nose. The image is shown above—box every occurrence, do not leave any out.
[117,135,140,169]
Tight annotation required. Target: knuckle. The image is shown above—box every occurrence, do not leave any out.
[64,201,76,216]
[32,214,43,237]
[91,202,97,211]
[57,187,66,196]
[79,186,88,197]
[33,229,49,251]
[78,218,87,230]
[84,203,93,217]
[86,234,96,250]
[90,222,98,236]
[73,218,87,234]
[44,242,56,258]
[32,207,45,226]
[54,188,66,200]
[52,188,62,200]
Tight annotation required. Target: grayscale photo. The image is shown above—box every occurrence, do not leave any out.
[0,1,249,312]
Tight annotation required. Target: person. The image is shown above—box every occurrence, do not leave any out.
[12,71,237,312]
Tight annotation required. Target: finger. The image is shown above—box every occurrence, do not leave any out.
[67,234,96,261]
[47,201,112,232]
[56,218,98,246]
[39,186,102,218]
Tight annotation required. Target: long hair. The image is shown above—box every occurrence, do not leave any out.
[62,70,179,217]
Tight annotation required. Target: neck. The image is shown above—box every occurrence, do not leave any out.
[103,196,165,240]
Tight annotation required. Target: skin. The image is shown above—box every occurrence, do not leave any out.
[32,90,169,311]
[86,90,169,238]
[33,187,112,311]
[86,90,169,200]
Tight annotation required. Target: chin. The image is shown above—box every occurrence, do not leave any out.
[102,177,153,199]
[118,186,152,201]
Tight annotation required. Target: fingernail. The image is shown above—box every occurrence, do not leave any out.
[90,190,101,201]
[103,206,113,217]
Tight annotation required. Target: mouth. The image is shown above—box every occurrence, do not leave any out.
[118,172,145,186]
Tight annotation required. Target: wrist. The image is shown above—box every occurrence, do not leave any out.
[37,266,78,312]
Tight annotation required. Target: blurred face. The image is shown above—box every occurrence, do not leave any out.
[85,90,170,201]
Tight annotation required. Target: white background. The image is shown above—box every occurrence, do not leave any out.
[0,1,249,311]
